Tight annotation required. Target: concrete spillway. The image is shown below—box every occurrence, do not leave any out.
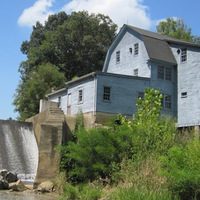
[0,120,38,182]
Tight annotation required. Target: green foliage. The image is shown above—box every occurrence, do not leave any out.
[160,137,200,200]
[59,126,134,183]
[15,11,117,120]
[109,187,176,200]
[132,88,176,157]
[13,63,65,120]
[59,183,102,200]
[156,18,200,44]
[74,110,85,133]
[19,11,117,81]
[58,88,176,185]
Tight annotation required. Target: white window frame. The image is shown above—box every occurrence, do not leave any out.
[103,86,111,102]
[116,51,120,64]
[181,48,187,62]
[134,43,139,56]
[78,89,83,104]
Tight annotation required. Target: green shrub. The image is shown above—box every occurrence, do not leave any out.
[59,126,134,183]
[160,137,200,200]
[109,187,177,200]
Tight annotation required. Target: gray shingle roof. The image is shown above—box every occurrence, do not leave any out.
[127,25,200,65]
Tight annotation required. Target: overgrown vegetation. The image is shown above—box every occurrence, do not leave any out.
[55,88,200,200]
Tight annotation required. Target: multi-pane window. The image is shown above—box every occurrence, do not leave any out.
[161,94,172,109]
[134,68,138,76]
[116,51,120,63]
[158,66,172,81]
[103,86,111,101]
[134,43,139,56]
[165,67,172,81]
[78,89,83,104]
[181,48,187,62]
[158,66,164,80]
[165,94,172,109]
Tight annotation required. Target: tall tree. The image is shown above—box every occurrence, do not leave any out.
[14,11,117,120]
[156,18,200,44]
[13,63,66,121]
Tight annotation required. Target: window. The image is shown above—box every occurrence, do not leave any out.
[165,94,172,109]
[161,94,172,109]
[181,92,187,98]
[158,66,164,80]
[134,68,138,76]
[58,96,61,108]
[103,86,111,101]
[158,66,172,81]
[138,92,144,99]
[78,89,83,104]
[181,48,187,62]
[134,43,139,56]
[165,67,172,81]
[116,51,120,63]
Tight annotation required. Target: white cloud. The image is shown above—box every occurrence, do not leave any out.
[62,0,152,29]
[18,0,152,30]
[18,0,55,27]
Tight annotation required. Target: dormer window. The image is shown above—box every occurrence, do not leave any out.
[134,43,139,56]
[116,51,120,64]
[181,48,187,62]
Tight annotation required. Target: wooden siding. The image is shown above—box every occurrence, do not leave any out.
[105,29,151,78]
[67,76,96,115]
[171,44,200,127]
[96,72,176,117]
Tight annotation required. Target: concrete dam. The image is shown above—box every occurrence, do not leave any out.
[0,107,69,187]
[0,120,38,182]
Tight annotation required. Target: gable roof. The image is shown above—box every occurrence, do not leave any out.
[103,24,200,71]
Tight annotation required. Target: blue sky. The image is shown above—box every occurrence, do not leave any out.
[1,0,200,120]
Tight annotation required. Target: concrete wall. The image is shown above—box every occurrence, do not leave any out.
[26,108,70,188]
[39,99,58,113]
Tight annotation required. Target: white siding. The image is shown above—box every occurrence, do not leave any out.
[67,77,96,115]
[171,44,200,126]
[105,30,150,77]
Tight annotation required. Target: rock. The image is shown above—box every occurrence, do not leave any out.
[37,181,54,193]
[0,179,9,190]
[0,169,8,179]
[11,180,28,191]
[5,171,18,183]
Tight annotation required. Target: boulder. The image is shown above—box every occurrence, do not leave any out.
[0,179,9,190]
[0,169,8,179]
[37,181,54,193]
[11,180,28,191]
[5,171,18,183]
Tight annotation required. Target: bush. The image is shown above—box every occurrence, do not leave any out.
[57,88,177,184]
[59,125,134,183]
[160,137,200,200]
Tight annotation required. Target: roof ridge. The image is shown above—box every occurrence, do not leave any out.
[126,24,200,47]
